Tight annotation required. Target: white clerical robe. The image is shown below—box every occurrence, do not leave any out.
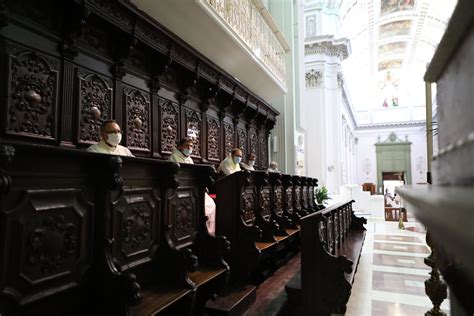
[168,148,216,236]
[218,156,241,176]
[87,140,134,157]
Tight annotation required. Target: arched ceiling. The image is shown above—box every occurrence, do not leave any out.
[338,0,457,114]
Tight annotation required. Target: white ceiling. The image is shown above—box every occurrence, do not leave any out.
[338,0,457,112]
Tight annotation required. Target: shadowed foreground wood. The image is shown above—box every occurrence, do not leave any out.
[284,200,366,316]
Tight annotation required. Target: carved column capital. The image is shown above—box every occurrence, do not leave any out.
[305,69,323,88]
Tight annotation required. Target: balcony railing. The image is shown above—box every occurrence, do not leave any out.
[202,0,287,85]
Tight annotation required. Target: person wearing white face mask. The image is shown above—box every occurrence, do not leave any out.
[217,148,242,176]
[87,120,134,157]
[170,138,194,164]
[241,153,256,171]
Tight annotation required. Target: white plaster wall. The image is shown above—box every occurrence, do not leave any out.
[355,126,428,190]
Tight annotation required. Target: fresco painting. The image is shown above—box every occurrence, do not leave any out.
[379,42,407,56]
[379,20,412,39]
[381,0,415,16]
[378,59,403,71]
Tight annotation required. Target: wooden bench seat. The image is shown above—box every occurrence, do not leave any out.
[336,229,366,284]
[130,286,193,316]
[188,267,228,288]
[284,200,367,316]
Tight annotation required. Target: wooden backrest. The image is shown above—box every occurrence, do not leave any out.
[300,201,355,316]
[0,143,222,314]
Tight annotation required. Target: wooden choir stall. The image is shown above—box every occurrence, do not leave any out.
[0,0,368,315]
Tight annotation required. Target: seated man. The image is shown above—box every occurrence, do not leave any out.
[87,120,134,157]
[218,148,242,176]
[169,137,194,164]
[169,138,216,236]
[267,161,279,173]
[240,153,256,171]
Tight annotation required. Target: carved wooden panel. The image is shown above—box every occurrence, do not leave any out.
[260,187,272,219]
[249,129,258,164]
[302,187,309,209]
[6,43,59,140]
[159,100,179,154]
[285,187,294,214]
[294,187,302,209]
[185,109,202,158]
[223,122,235,156]
[1,189,91,304]
[124,87,150,152]
[111,188,159,269]
[333,213,339,246]
[207,117,220,161]
[309,186,315,208]
[274,186,284,216]
[326,216,333,254]
[168,187,197,249]
[318,219,327,246]
[237,128,248,158]
[259,130,269,168]
[241,188,256,224]
[77,70,113,144]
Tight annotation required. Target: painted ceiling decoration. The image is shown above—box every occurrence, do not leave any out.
[337,0,457,123]
[380,0,416,16]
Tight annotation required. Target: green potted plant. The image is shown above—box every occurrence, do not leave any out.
[315,186,331,210]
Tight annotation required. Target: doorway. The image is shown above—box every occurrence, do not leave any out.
[382,172,406,221]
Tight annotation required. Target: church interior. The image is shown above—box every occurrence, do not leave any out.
[0,0,473,315]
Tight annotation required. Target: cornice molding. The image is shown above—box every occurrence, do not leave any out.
[304,35,351,59]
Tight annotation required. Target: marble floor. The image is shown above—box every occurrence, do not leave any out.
[346,215,450,316]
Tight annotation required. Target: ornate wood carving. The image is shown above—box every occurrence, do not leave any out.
[159,100,179,154]
[241,188,256,224]
[302,186,309,209]
[185,109,202,158]
[260,187,272,219]
[237,128,248,159]
[286,187,294,214]
[77,70,113,144]
[274,186,284,216]
[318,219,327,246]
[124,87,150,151]
[6,45,59,140]
[122,205,151,251]
[295,187,301,209]
[249,129,258,163]
[223,122,235,156]
[112,188,160,267]
[168,188,197,248]
[327,216,334,254]
[259,130,268,168]
[26,214,79,275]
[207,117,220,161]
[2,189,91,304]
